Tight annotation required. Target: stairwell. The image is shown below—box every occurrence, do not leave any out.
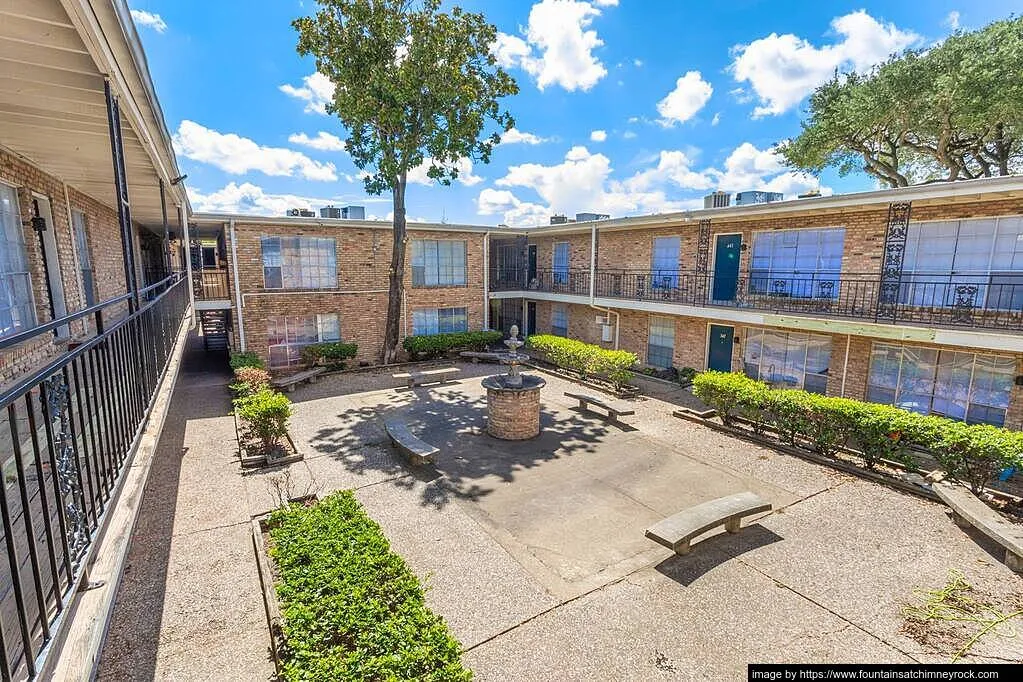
[199,309,230,352]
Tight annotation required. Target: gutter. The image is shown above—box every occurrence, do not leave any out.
[228,219,246,350]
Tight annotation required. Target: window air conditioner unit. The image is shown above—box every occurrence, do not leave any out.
[594,315,607,325]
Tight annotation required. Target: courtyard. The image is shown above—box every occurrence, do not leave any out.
[96,332,1023,681]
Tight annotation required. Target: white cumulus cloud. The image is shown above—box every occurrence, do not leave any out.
[590,130,607,142]
[130,10,167,33]
[288,131,346,152]
[656,71,713,126]
[280,72,336,115]
[944,11,960,30]
[173,120,337,182]
[476,188,550,227]
[499,127,549,145]
[407,157,483,187]
[731,10,919,117]
[493,0,614,92]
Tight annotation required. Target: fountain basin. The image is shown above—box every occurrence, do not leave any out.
[482,374,546,440]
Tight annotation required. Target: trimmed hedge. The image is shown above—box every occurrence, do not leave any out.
[230,366,271,399]
[236,388,292,457]
[403,330,502,360]
[229,351,264,370]
[268,492,472,681]
[301,341,358,367]
[527,334,637,389]
[692,371,1023,492]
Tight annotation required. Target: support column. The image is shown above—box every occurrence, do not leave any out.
[159,178,170,277]
[105,80,140,310]
[876,202,912,322]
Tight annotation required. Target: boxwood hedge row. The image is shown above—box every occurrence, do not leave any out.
[692,371,1023,493]
[526,334,638,389]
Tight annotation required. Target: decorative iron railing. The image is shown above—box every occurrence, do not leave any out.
[191,269,231,301]
[490,268,590,296]
[0,273,189,679]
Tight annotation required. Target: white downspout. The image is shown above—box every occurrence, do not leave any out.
[586,224,620,348]
[483,231,490,330]
[228,219,246,351]
[181,205,196,328]
[840,333,851,397]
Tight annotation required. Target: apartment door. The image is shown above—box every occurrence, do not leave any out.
[707,324,734,372]
[527,302,537,337]
[32,195,69,338]
[712,234,741,301]
[527,244,537,282]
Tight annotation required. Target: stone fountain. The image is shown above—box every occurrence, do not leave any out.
[480,325,546,440]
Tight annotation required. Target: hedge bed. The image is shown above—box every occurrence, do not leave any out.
[691,371,1023,497]
[266,492,472,681]
[526,334,638,394]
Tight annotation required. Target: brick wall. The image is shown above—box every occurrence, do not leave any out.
[230,221,485,367]
[0,148,127,389]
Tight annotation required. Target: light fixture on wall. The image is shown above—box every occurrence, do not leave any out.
[170,174,188,186]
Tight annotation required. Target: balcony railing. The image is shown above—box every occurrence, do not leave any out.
[192,269,231,301]
[490,268,590,296]
[0,273,189,679]
[491,266,1023,331]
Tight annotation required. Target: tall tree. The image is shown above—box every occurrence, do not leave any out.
[778,16,1023,187]
[293,0,518,363]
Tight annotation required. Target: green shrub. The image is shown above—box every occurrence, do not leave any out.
[236,388,292,456]
[268,492,472,681]
[690,371,1023,491]
[229,351,264,371]
[526,335,638,389]
[677,366,698,385]
[402,330,502,360]
[230,366,271,399]
[301,341,358,367]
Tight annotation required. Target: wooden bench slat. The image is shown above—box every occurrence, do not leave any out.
[645,492,771,555]
[934,483,1023,573]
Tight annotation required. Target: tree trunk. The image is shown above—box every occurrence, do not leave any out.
[382,173,407,364]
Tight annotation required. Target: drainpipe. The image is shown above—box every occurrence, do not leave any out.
[586,223,620,348]
[840,333,851,397]
[483,231,490,329]
[228,219,246,351]
[180,205,196,328]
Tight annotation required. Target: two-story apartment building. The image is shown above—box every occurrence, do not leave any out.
[491,176,1023,430]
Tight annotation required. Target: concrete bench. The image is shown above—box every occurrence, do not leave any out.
[934,482,1023,573]
[392,367,461,388]
[270,366,325,393]
[645,491,772,555]
[564,391,635,421]
[384,420,438,466]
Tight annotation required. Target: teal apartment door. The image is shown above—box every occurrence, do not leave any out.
[712,234,741,301]
[707,324,734,372]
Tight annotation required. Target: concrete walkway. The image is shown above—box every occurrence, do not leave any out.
[96,346,1023,680]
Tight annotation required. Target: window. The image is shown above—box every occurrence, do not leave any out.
[411,239,467,287]
[72,210,96,307]
[900,216,1023,309]
[750,228,845,298]
[553,242,569,285]
[743,329,831,393]
[651,236,681,289]
[866,342,1014,426]
[267,313,340,368]
[261,236,336,289]
[412,307,468,335]
[647,316,675,369]
[0,183,35,339]
[551,304,568,336]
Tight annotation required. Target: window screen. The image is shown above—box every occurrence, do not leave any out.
[261,236,337,289]
[0,184,35,339]
[411,239,467,287]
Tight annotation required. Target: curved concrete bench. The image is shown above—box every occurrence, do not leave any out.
[271,366,325,393]
[564,391,635,421]
[934,482,1023,573]
[645,491,772,555]
[384,420,438,466]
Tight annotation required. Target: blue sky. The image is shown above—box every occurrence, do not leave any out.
[129,0,1023,226]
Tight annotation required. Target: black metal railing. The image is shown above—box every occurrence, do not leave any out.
[490,268,590,296]
[191,269,231,301]
[0,273,188,679]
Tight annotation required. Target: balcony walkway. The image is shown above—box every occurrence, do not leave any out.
[95,332,273,681]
